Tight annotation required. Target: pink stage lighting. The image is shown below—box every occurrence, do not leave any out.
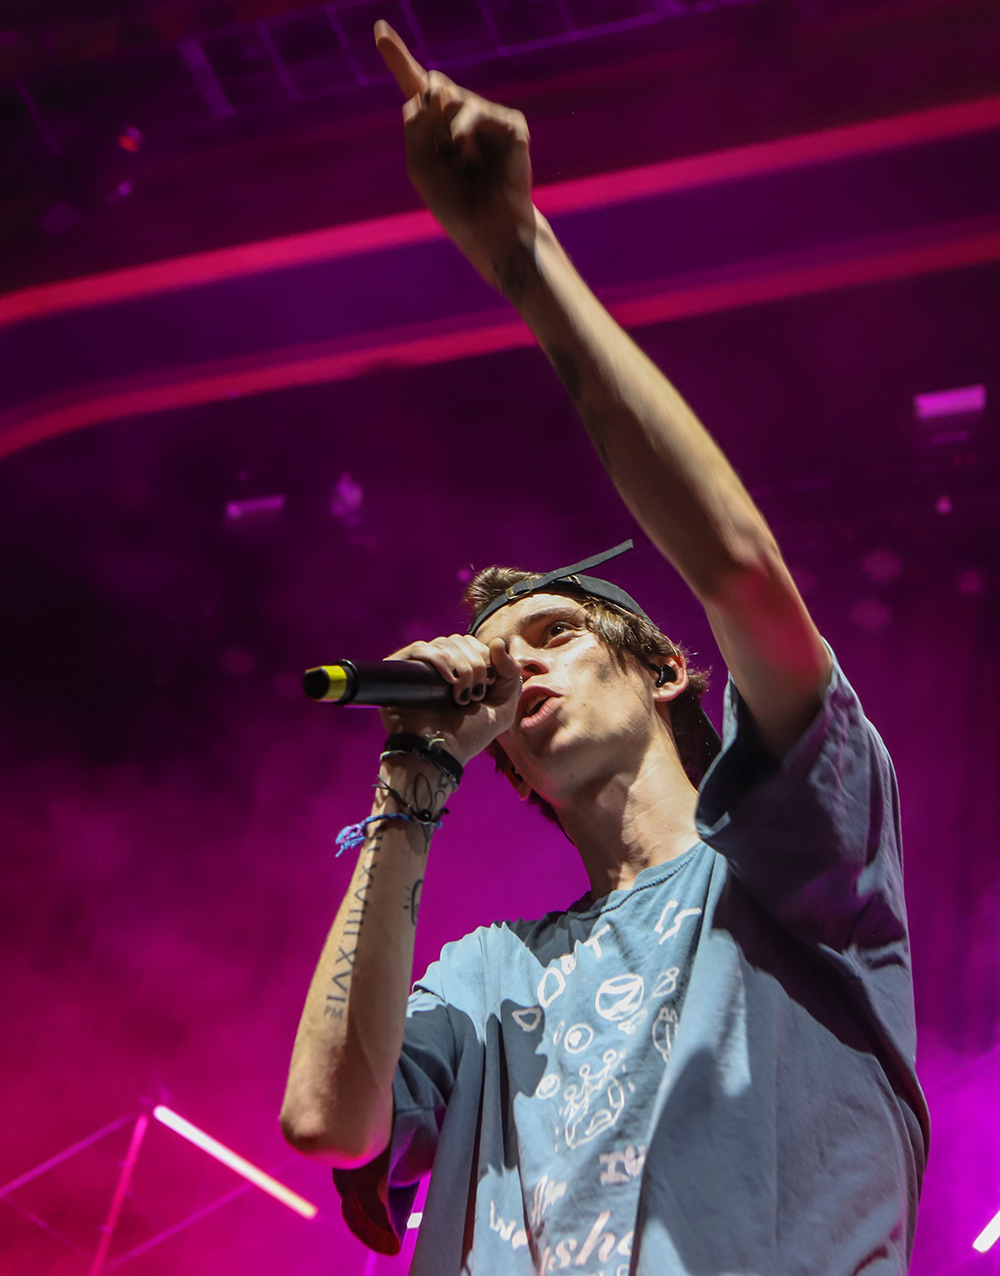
[225,494,285,521]
[152,1106,318,1220]
[914,384,986,418]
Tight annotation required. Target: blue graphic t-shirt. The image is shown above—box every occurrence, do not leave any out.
[334,656,930,1275]
[498,850,709,1274]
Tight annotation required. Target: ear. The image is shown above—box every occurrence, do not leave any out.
[504,767,533,802]
[651,652,689,706]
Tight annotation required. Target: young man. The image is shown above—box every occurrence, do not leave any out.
[281,23,928,1273]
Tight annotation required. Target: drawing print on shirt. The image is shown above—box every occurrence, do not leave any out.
[561,1047,626,1148]
[599,1144,646,1184]
[537,1211,633,1273]
[535,1073,561,1100]
[488,1200,528,1249]
[581,923,611,959]
[652,1003,680,1064]
[537,923,612,1011]
[539,966,567,1008]
[512,1005,543,1032]
[595,973,646,1034]
[652,967,679,997]
[653,900,703,945]
[528,1175,567,1230]
[564,1022,594,1054]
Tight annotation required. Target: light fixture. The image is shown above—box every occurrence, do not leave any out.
[152,1106,318,1220]
[914,385,986,419]
[973,1207,1000,1253]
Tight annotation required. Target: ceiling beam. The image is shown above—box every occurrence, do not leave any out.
[2,92,999,329]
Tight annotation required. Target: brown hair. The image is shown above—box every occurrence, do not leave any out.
[462,565,710,826]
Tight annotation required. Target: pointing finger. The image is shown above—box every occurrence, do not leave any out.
[374,20,427,99]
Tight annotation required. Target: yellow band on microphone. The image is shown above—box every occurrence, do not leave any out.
[306,665,350,702]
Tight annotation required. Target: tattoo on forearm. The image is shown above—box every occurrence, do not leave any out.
[549,346,613,469]
[496,242,539,306]
[405,878,423,927]
[323,824,385,1019]
[410,768,456,851]
[322,767,453,1018]
[550,347,582,404]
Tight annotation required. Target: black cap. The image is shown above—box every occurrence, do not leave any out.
[467,540,722,785]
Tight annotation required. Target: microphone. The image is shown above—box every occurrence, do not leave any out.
[302,660,451,707]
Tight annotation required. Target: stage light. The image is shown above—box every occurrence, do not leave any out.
[973,1207,1000,1253]
[914,385,985,419]
[861,550,901,584]
[850,599,890,634]
[225,494,285,521]
[330,472,363,526]
[407,1211,423,1229]
[152,1106,318,1219]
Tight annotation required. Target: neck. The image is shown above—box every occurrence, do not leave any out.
[550,727,700,902]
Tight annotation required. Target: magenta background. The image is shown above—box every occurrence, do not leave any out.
[2,4,1000,1270]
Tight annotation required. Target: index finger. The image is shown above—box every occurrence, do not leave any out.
[374,20,427,99]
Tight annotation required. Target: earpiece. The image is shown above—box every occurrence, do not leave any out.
[655,665,677,687]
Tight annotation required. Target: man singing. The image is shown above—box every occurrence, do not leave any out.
[281,22,928,1274]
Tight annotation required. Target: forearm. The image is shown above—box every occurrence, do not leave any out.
[281,756,452,1166]
[499,213,830,749]
[504,212,780,602]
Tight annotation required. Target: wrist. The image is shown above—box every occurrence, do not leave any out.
[490,206,544,306]
[378,752,453,789]
[377,755,456,817]
[381,731,465,786]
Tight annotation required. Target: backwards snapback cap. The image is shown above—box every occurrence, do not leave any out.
[467,539,723,785]
[468,540,649,635]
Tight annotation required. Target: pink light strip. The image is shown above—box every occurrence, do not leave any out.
[225,494,285,519]
[2,221,998,462]
[151,1106,318,1220]
[974,1208,1000,1252]
[0,1113,135,1199]
[88,1113,149,1276]
[2,94,999,327]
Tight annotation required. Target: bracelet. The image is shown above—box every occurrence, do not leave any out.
[375,779,449,825]
[381,732,464,787]
[335,811,444,857]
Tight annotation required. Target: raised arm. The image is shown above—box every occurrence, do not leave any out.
[375,22,831,758]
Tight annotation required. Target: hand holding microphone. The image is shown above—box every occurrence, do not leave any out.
[305,634,521,766]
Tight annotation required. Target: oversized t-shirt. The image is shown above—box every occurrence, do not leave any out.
[334,656,929,1275]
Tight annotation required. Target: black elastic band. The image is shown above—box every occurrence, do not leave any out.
[517,540,634,594]
[381,733,464,786]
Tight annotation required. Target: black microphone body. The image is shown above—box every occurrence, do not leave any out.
[303,660,452,707]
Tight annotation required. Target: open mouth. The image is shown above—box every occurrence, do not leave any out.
[520,694,557,729]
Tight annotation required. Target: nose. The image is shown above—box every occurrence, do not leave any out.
[507,636,548,678]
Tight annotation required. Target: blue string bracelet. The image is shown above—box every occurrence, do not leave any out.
[335,811,443,857]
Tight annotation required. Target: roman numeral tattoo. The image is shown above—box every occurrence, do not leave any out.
[324,823,386,1019]
[322,763,455,1017]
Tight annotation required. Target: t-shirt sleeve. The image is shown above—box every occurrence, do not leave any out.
[695,649,915,1061]
[331,956,470,1253]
